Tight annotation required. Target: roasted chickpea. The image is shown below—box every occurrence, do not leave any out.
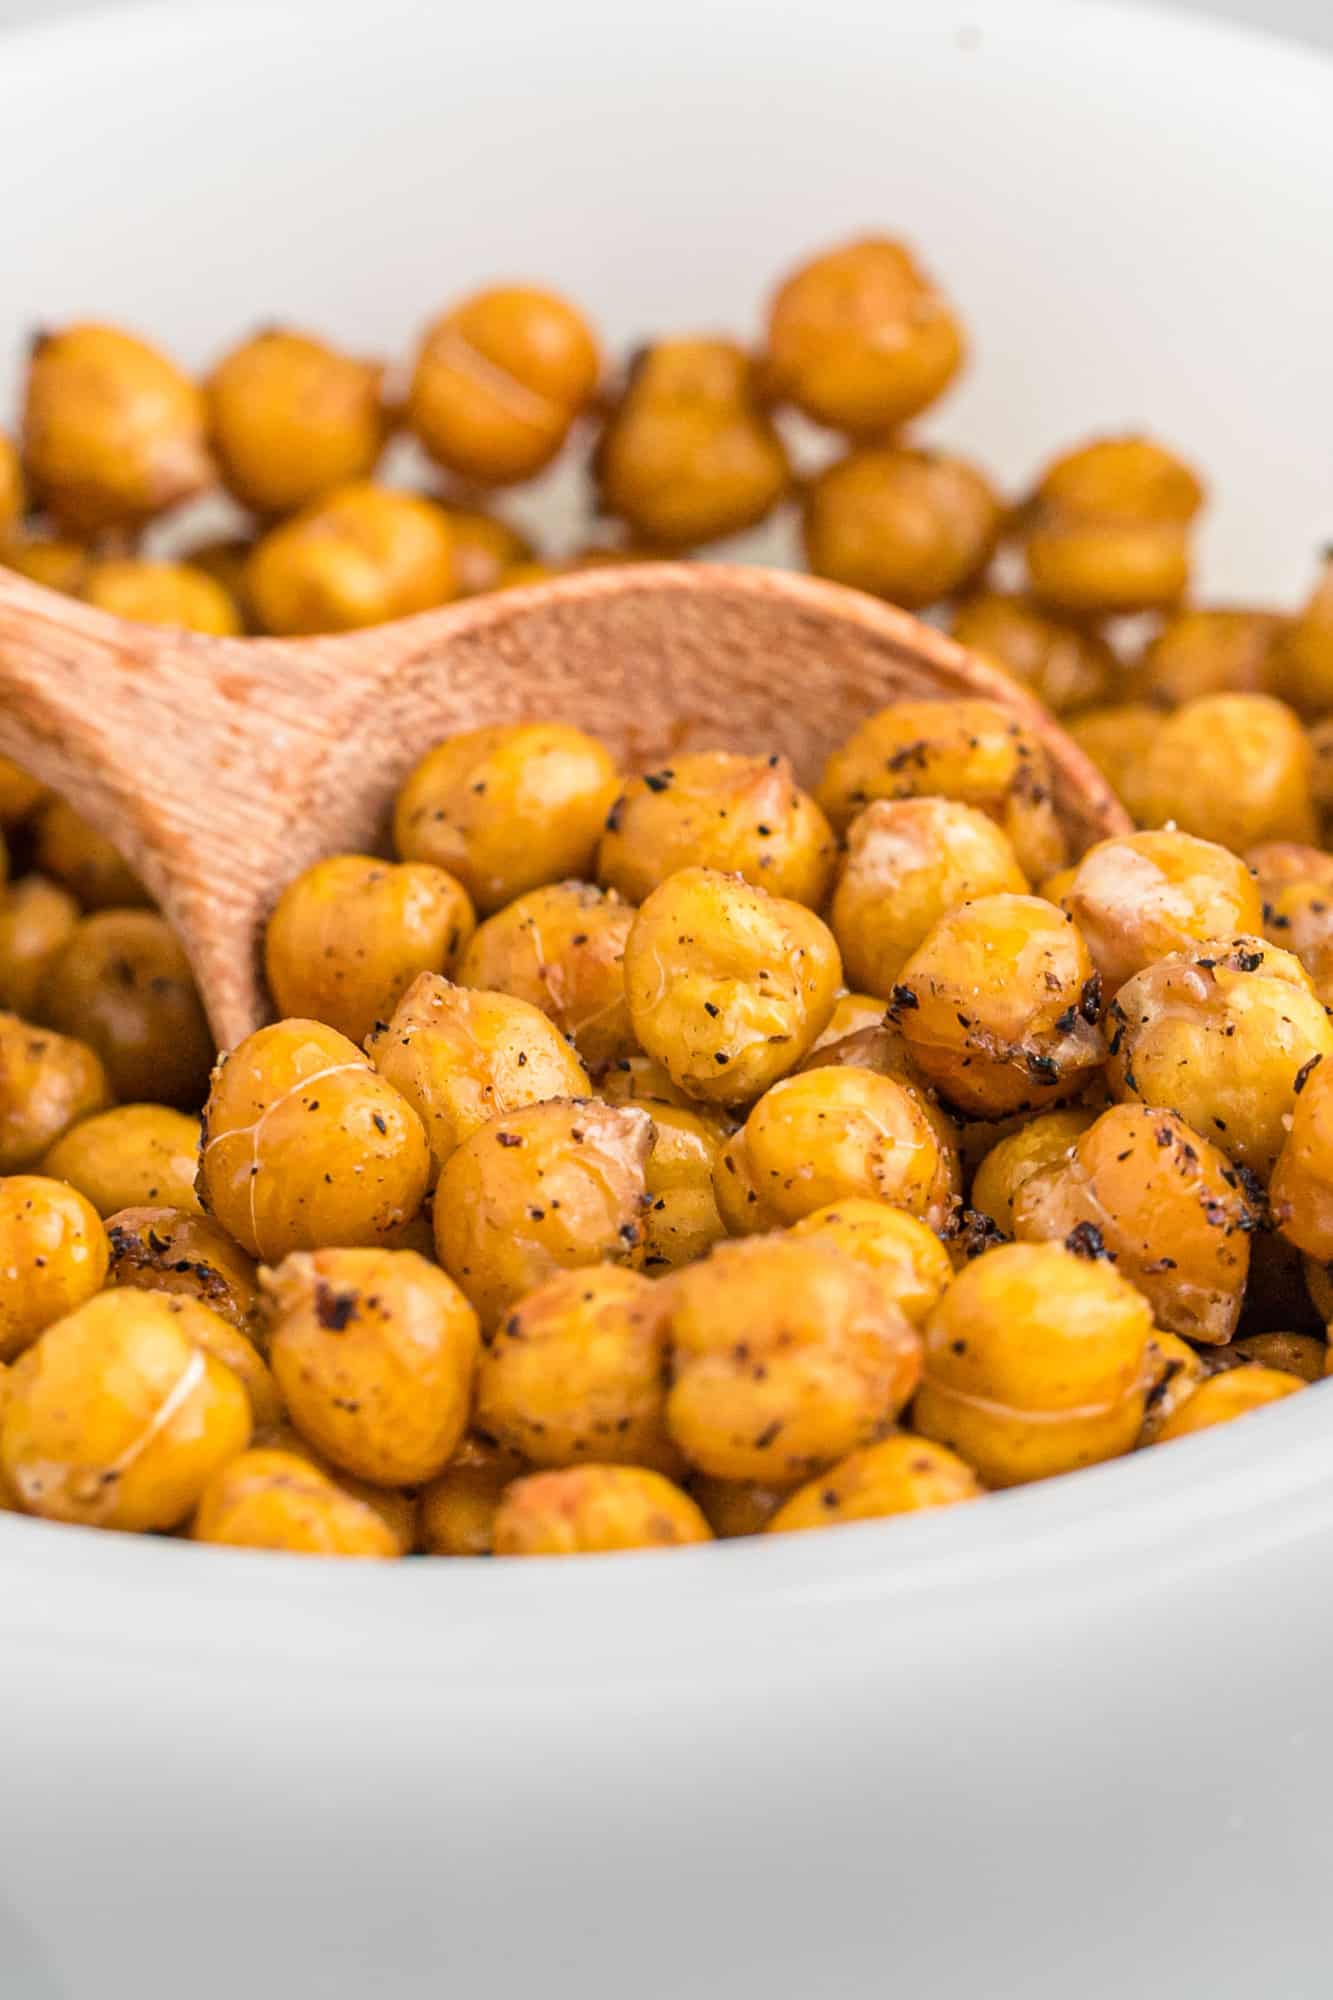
[0,1013,110,1172]
[0,427,21,532]
[788,1199,952,1326]
[418,1435,526,1555]
[459,881,633,1070]
[437,505,534,596]
[132,1290,281,1432]
[1139,1329,1209,1445]
[105,1204,262,1338]
[199,1018,430,1261]
[764,235,964,434]
[1248,841,1333,1004]
[914,1240,1152,1485]
[1132,693,1316,850]
[366,972,589,1177]
[950,592,1119,715]
[633,1100,727,1271]
[625,867,840,1107]
[1128,606,1285,707]
[831,797,1027,997]
[594,339,789,547]
[768,1433,983,1535]
[434,1097,653,1329]
[1233,1332,1327,1381]
[799,1018,963,1166]
[1061,829,1264,993]
[1,1290,251,1531]
[1109,937,1333,1177]
[1271,1056,1333,1258]
[81,558,242,636]
[30,796,149,909]
[0,1362,13,1508]
[495,560,565,590]
[245,481,457,635]
[207,327,387,514]
[738,1066,957,1230]
[0,534,90,596]
[0,877,80,1016]
[809,992,888,1053]
[42,1103,202,1216]
[970,1106,1097,1235]
[1021,434,1204,615]
[0,759,48,828]
[688,1476,791,1539]
[1151,1365,1306,1443]
[37,910,212,1107]
[265,854,476,1047]
[816,698,1065,882]
[710,1129,785,1237]
[182,535,256,619]
[1064,704,1162,820]
[1311,718,1333,835]
[493,1464,711,1556]
[192,1447,399,1557]
[0,1175,108,1361]
[21,322,212,534]
[804,446,1000,609]
[1272,554,1333,718]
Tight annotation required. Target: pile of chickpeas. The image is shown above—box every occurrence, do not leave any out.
[2,236,1333,1560]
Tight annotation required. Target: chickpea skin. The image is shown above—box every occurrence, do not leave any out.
[459,881,634,1070]
[37,910,213,1109]
[803,446,1002,609]
[1150,1366,1307,1443]
[105,1205,262,1339]
[950,592,1119,715]
[81,558,242,636]
[0,1176,108,1361]
[788,1199,953,1326]
[41,1103,202,1216]
[1021,434,1204,615]
[247,482,456,634]
[207,327,387,515]
[193,1448,399,1558]
[739,1066,958,1230]
[0,876,81,1017]
[0,1013,110,1173]
[30,797,149,910]
[1271,1056,1333,1258]
[1133,693,1316,851]
[493,1465,712,1556]
[1060,829,1264,994]
[768,1434,983,1535]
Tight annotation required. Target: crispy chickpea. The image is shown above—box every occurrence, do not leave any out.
[1151,1365,1306,1443]
[1139,1329,1208,1445]
[1021,435,1204,615]
[788,1199,952,1326]
[207,327,387,515]
[42,1103,202,1216]
[1064,704,1162,820]
[688,1477,792,1539]
[971,1106,1097,1235]
[192,1447,399,1557]
[799,1018,964,1168]
[950,592,1119,715]
[366,972,589,1177]
[418,1435,526,1555]
[832,798,1027,998]
[1013,1105,1255,1344]
[199,1018,430,1261]
[37,910,212,1108]
[1233,1332,1326,1381]
[21,322,212,534]
[264,1247,478,1485]
[31,796,148,910]
[1,1290,251,1530]
[809,993,887,1053]
[265,854,476,1047]
[711,1129,784,1237]
[768,1433,983,1535]
[624,867,841,1107]
[459,881,633,1070]
[436,505,533,596]
[1272,554,1333,718]
[1133,693,1316,850]
[1271,1055,1333,1257]
[597,752,836,909]
[133,1290,281,1432]
[891,894,1106,1119]
[914,1240,1152,1486]
[394,722,619,915]
[0,1176,108,1361]
[493,1464,711,1556]
[1128,607,1285,707]
[81,558,242,636]
[804,446,1001,609]
[408,285,599,485]
[1061,829,1264,993]
[246,482,456,635]
[634,1100,727,1271]
[0,428,22,532]
[477,1264,670,1469]
[817,698,1065,883]
[595,1052,706,1114]
[0,877,80,1017]
[0,1014,110,1172]
[1248,841,1333,1003]
[104,1205,261,1338]
[1109,937,1333,1177]
[739,1066,957,1230]
[666,1235,922,1482]
[0,534,90,596]
[594,339,789,547]
[434,1097,653,1329]
[764,236,964,434]
[0,759,46,828]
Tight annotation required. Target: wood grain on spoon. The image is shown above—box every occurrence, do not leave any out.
[0,561,1129,1049]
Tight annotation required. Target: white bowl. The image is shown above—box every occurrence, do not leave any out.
[2,4,1332,1996]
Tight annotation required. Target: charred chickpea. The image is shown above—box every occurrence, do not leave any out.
[193,1448,400,1558]
[0,1176,108,1361]
[1065,704,1162,822]
[246,481,456,635]
[437,505,533,596]
[914,1240,1153,1486]
[418,1435,527,1555]
[803,446,1000,609]
[206,327,387,514]
[1061,829,1264,993]
[0,758,48,828]
[970,1106,1097,1235]
[594,339,789,547]
[1139,1330,1208,1445]
[768,1434,983,1535]
[737,1065,958,1230]
[0,427,21,531]
[1232,1332,1327,1381]
[1272,554,1333,717]
[0,1013,110,1172]
[950,592,1119,715]
[1109,937,1333,1177]
[0,535,90,595]
[265,854,476,1047]
[0,877,80,1017]
[459,881,634,1070]
[1127,606,1286,707]
[1248,841,1333,1004]
[37,910,212,1108]
[30,796,149,910]
[41,1103,202,1216]
[788,1199,953,1327]
[1150,1365,1307,1443]
[1021,434,1204,616]
[105,1205,262,1339]
[80,558,242,636]
[1133,693,1316,850]
[1271,1055,1333,1258]
[493,1464,711,1556]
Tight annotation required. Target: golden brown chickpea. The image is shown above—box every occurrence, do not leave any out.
[798,1018,964,1168]
[436,505,533,595]
[1133,693,1316,851]
[1061,829,1264,993]
[1271,1055,1333,1258]
[950,592,1119,715]
[105,1204,262,1338]
[408,285,599,486]
[1151,1365,1306,1443]
[739,1066,957,1230]
[495,559,565,590]
[0,759,46,828]
[29,796,149,909]
[1013,1104,1255,1344]
[665,1235,922,1483]
[134,1290,282,1432]
[0,1175,108,1361]
[265,854,476,1047]
[788,1199,953,1327]
[688,1475,791,1539]
[632,1100,727,1272]
[21,323,213,534]
[493,1464,711,1556]
[42,1103,202,1216]
[1272,554,1333,718]
[624,867,841,1107]
[366,972,589,1177]
[0,877,80,1017]
[434,1097,652,1330]
[1021,435,1204,615]
[207,327,387,515]
[477,1264,671,1469]
[817,698,1066,882]
[459,881,633,1070]
[594,1051,710,1114]
[192,1447,400,1557]
[711,1129,785,1237]
[1064,703,1162,820]
[1,1290,251,1530]
[418,1435,527,1555]
[768,1433,983,1535]
[831,797,1028,998]
[182,535,255,616]
[597,752,836,909]
[81,558,242,636]
[0,1361,13,1509]
[1109,937,1333,1177]
[913,1240,1152,1486]
[970,1106,1097,1235]
[246,482,456,635]
[808,992,887,1054]
[1247,841,1333,1004]
[38,910,212,1108]
[394,722,619,915]
[199,1018,430,1262]
[1232,1332,1326,1381]
[1139,1329,1208,1445]
[1311,717,1333,832]
[764,236,965,434]
[804,446,1001,609]
[594,339,789,547]
[264,1246,478,1485]
[0,534,90,596]
[1127,607,1285,707]
[0,428,22,533]
[0,1013,110,1172]
[254,1419,417,1548]
[891,894,1106,1119]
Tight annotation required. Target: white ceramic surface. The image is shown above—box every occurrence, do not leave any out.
[1,3,1332,1996]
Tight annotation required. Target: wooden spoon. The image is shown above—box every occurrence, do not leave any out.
[0,561,1128,1050]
